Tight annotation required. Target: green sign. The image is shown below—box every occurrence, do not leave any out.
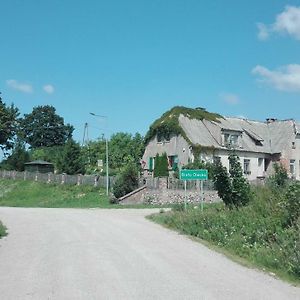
[180,169,208,181]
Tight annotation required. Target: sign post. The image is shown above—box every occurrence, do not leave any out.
[180,169,208,211]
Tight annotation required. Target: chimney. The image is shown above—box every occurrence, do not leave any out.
[266,118,277,123]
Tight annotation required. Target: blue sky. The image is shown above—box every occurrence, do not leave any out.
[1,0,300,143]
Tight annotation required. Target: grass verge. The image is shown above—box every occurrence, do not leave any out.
[147,186,300,285]
[0,179,169,209]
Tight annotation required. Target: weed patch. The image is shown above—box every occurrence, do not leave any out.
[149,186,300,284]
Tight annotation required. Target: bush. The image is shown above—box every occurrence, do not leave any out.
[229,154,252,207]
[284,182,300,226]
[269,163,288,188]
[0,221,7,238]
[182,159,215,179]
[112,163,139,199]
[213,160,233,207]
[154,153,169,177]
[213,154,252,208]
[149,186,300,281]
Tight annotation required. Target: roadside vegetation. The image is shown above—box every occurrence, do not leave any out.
[149,162,300,284]
[0,221,7,238]
[0,179,169,209]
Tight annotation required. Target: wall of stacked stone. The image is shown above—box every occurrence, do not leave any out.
[142,189,220,205]
[119,177,221,205]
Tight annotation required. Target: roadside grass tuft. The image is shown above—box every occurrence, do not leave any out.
[148,186,300,284]
[0,221,7,238]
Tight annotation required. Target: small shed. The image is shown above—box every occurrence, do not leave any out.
[24,160,54,173]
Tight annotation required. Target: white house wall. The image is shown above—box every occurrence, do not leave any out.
[142,135,190,169]
[198,149,268,181]
[280,134,300,180]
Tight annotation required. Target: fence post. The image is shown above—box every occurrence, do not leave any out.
[77,174,82,186]
[61,173,65,184]
[94,175,99,187]
[24,171,27,181]
[47,173,52,184]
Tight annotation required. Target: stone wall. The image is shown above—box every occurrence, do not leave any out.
[119,177,220,205]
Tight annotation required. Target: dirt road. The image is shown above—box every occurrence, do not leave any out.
[0,207,299,300]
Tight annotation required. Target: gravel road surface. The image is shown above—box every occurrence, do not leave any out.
[0,207,299,300]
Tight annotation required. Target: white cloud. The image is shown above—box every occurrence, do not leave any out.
[6,79,33,93]
[257,23,269,40]
[252,64,300,92]
[220,92,240,105]
[43,84,55,94]
[257,6,300,41]
[273,6,300,40]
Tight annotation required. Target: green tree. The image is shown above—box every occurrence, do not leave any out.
[213,160,233,207]
[56,139,85,174]
[19,105,73,148]
[228,154,252,207]
[154,153,169,177]
[213,154,252,208]
[0,93,19,153]
[29,145,64,167]
[81,137,106,173]
[109,132,144,170]
[112,162,139,199]
[0,140,30,171]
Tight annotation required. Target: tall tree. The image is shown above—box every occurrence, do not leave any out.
[0,140,30,171]
[109,132,145,170]
[56,139,85,175]
[0,93,19,153]
[19,105,73,148]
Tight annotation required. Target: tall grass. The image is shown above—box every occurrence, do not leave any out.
[149,186,300,283]
[0,221,7,238]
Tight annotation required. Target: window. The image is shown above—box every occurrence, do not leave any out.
[290,159,295,177]
[292,141,296,149]
[243,159,251,175]
[168,155,178,171]
[258,158,263,167]
[223,132,239,147]
[213,156,221,164]
[230,135,239,146]
[157,133,170,143]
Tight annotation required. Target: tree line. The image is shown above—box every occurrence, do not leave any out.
[0,93,145,174]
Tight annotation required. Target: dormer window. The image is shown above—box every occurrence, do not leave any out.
[223,132,240,148]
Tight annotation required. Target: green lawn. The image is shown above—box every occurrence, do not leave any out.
[0,178,169,209]
[0,179,111,208]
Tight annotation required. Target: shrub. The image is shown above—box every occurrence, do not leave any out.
[284,182,300,226]
[213,154,252,208]
[229,154,252,207]
[213,160,233,207]
[0,221,7,238]
[153,153,169,177]
[182,159,215,179]
[269,163,288,188]
[112,162,139,199]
